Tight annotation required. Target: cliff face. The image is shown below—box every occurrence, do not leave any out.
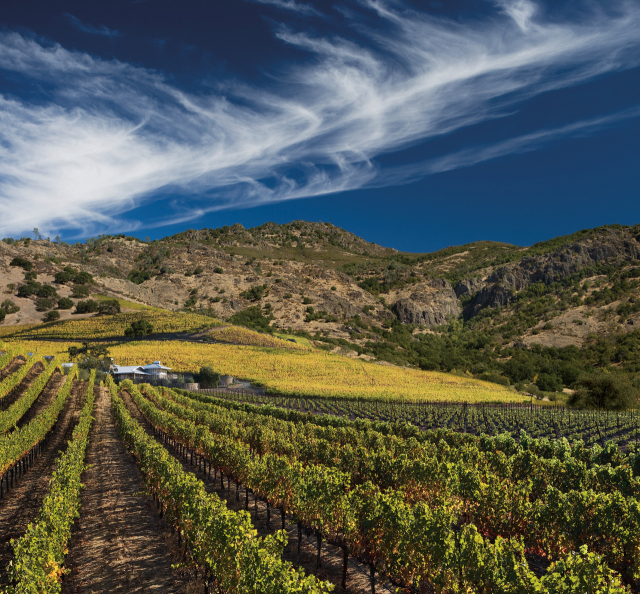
[393,279,461,326]
[457,229,640,314]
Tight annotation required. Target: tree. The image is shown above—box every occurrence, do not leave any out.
[33,228,41,240]
[57,297,74,310]
[54,271,72,284]
[1,300,19,314]
[36,284,58,299]
[98,299,121,315]
[68,342,112,381]
[124,319,154,339]
[35,298,55,312]
[229,306,275,333]
[569,373,638,410]
[71,285,90,298]
[536,373,563,393]
[43,310,60,322]
[75,299,99,314]
[9,257,33,271]
[194,366,220,388]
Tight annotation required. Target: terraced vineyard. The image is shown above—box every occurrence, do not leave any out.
[0,349,639,593]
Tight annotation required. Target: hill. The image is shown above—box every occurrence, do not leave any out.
[1,221,640,399]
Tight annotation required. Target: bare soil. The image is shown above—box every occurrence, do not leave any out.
[0,358,25,382]
[62,387,202,594]
[16,371,67,428]
[0,378,82,586]
[122,390,392,594]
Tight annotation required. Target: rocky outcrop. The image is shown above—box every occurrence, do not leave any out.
[455,277,484,298]
[393,279,461,326]
[462,228,640,314]
[488,231,640,291]
[465,284,513,316]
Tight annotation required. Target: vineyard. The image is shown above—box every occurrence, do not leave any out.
[0,347,638,592]
[0,309,223,340]
[201,389,640,449]
[107,340,522,403]
[207,325,310,350]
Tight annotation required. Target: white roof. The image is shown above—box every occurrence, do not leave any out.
[113,366,150,375]
[141,362,171,370]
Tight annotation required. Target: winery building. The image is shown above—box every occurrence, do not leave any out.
[112,361,172,381]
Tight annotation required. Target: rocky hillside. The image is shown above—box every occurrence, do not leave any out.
[1,222,640,390]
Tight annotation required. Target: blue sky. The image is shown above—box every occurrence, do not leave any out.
[0,0,639,252]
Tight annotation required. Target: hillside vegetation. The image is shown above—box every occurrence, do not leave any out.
[1,222,640,402]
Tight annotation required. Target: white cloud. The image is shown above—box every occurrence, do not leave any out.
[0,0,639,237]
[248,0,322,16]
[64,14,121,38]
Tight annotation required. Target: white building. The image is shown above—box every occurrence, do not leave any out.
[112,361,172,381]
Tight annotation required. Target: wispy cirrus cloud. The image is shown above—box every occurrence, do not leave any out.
[0,0,639,238]
[248,0,322,16]
[64,14,121,38]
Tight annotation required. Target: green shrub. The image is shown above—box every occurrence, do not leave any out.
[43,310,61,322]
[10,257,33,271]
[194,366,220,388]
[97,299,121,315]
[35,298,55,312]
[536,372,563,392]
[36,284,58,299]
[124,319,154,338]
[229,306,274,333]
[57,297,74,310]
[75,299,99,314]
[1,299,20,314]
[569,373,638,409]
[71,285,90,298]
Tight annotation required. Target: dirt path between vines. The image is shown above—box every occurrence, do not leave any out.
[0,357,24,382]
[62,387,202,594]
[0,377,80,586]
[16,371,66,428]
[123,390,388,594]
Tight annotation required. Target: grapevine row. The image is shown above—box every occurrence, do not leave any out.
[0,358,59,433]
[147,385,640,581]
[6,371,96,594]
[168,388,640,502]
[0,367,77,481]
[0,358,38,402]
[107,377,333,594]
[0,350,15,376]
[127,382,631,592]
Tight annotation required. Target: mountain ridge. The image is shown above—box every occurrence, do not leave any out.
[1,221,639,396]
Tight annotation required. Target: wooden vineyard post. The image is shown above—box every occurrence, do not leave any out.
[369,562,375,594]
[342,547,348,589]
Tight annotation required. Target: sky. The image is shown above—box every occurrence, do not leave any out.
[0,0,639,252]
